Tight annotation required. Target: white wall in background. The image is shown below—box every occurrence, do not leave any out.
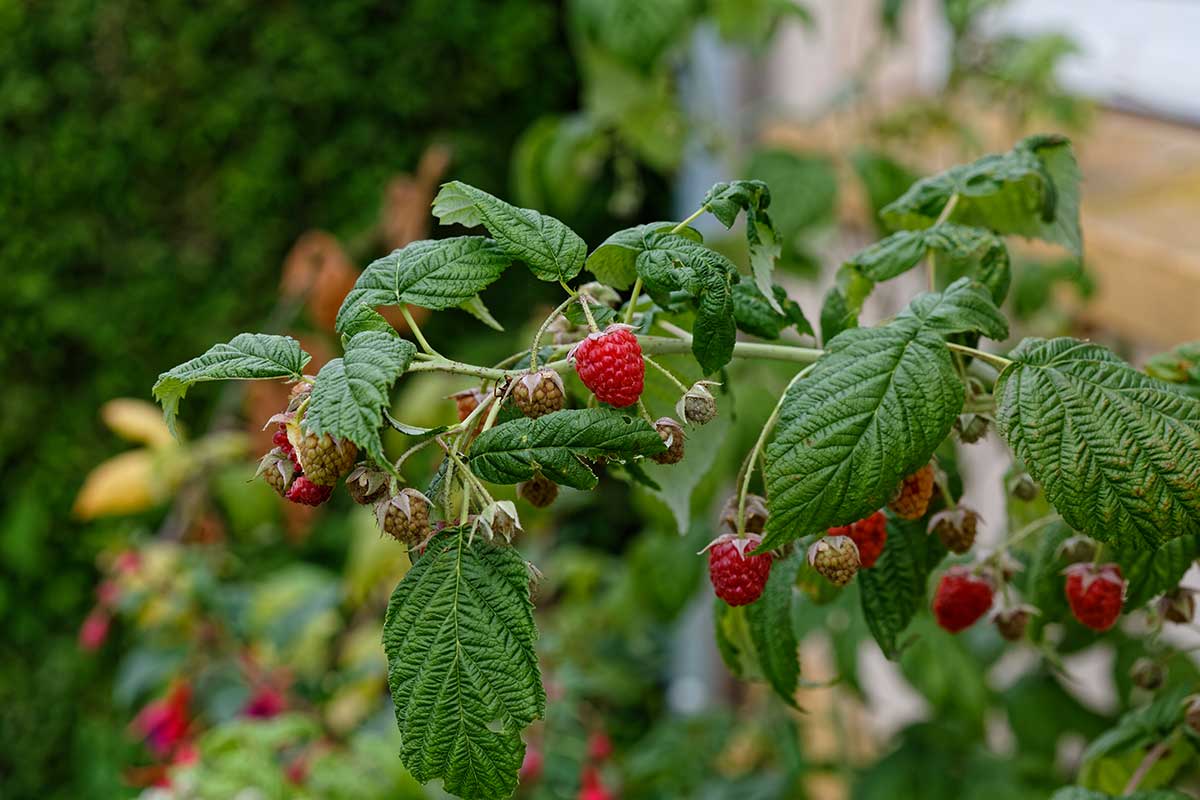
[986,0,1200,123]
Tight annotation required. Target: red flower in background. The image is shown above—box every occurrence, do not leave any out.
[243,684,288,719]
[78,608,111,651]
[132,683,193,759]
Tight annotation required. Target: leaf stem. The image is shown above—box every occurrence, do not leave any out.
[736,363,816,535]
[642,355,690,394]
[530,295,578,370]
[1123,738,1171,795]
[671,206,707,234]
[577,292,600,333]
[623,277,643,325]
[657,320,692,341]
[1004,514,1060,550]
[401,306,443,358]
[926,193,960,291]
[945,342,1012,370]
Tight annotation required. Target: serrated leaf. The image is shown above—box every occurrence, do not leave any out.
[459,294,505,332]
[153,333,310,436]
[382,529,544,800]
[433,181,586,283]
[303,332,416,465]
[762,290,975,548]
[468,408,666,490]
[702,179,784,314]
[882,134,1082,256]
[1113,534,1200,610]
[994,338,1200,550]
[818,265,873,345]
[635,233,739,373]
[338,305,397,340]
[1145,341,1200,398]
[335,238,511,333]
[858,515,947,658]
[744,550,803,706]
[907,277,1009,340]
[846,229,929,282]
[731,283,812,340]
[926,224,1012,305]
[585,222,703,290]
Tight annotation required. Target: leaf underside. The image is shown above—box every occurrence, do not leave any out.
[383,530,544,800]
[995,337,1200,550]
[153,333,310,436]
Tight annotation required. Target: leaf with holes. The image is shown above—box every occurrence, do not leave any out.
[744,550,803,706]
[763,281,1006,548]
[994,338,1200,550]
[383,529,544,800]
[469,409,666,490]
[433,181,586,283]
[303,332,416,465]
[858,514,947,658]
[335,237,511,333]
[882,134,1081,256]
[153,333,311,436]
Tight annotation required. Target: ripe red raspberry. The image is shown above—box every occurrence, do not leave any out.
[513,370,566,419]
[272,425,295,460]
[285,475,333,506]
[1064,563,1125,631]
[888,463,935,520]
[376,489,432,545]
[828,511,887,568]
[517,473,559,508]
[570,324,644,408]
[928,506,980,554]
[291,427,358,486]
[706,533,773,606]
[808,535,860,586]
[932,566,994,633]
[650,417,685,464]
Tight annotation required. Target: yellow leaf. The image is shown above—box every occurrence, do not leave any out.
[73,450,165,519]
[102,399,176,447]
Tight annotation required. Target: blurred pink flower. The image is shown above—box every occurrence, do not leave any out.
[78,608,111,651]
[132,683,192,758]
[242,685,287,719]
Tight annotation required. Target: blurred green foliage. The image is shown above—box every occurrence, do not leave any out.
[0,1,577,795]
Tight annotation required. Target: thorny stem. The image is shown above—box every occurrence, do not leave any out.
[531,295,579,370]
[1123,738,1172,795]
[636,398,655,425]
[926,192,960,291]
[577,291,600,333]
[736,363,816,535]
[946,342,1013,370]
[642,355,690,394]
[401,306,443,358]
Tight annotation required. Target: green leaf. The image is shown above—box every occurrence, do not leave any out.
[432,181,586,283]
[818,265,873,345]
[732,283,812,340]
[744,550,803,707]
[468,408,666,490]
[858,515,947,658]
[1113,534,1200,610]
[639,410,732,534]
[702,179,784,314]
[713,601,753,679]
[334,238,511,334]
[746,149,838,236]
[459,294,505,332]
[1021,520,1074,639]
[882,134,1082,256]
[905,277,1009,340]
[303,332,416,465]
[763,286,988,548]
[994,338,1200,549]
[1051,789,1193,800]
[383,529,544,800]
[635,233,739,373]
[1145,341,1200,398]
[585,222,702,290]
[153,333,310,436]
[846,229,929,282]
[337,305,397,340]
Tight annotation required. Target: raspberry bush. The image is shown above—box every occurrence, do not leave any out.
[155,135,1200,799]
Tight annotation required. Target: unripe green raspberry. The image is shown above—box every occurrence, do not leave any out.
[807,535,860,587]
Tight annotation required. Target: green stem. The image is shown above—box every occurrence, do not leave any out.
[577,292,600,333]
[657,320,692,341]
[946,342,1012,370]
[1123,739,1171,796]
[642,355,690,394]
[623,277,643,325]
[636,398,655,424]
[1004,514,1060,551]
[926,192,960,291]
[401,306,443,358]
[531,295,578,370]
[736,363,815,535]
[671,206,707,234]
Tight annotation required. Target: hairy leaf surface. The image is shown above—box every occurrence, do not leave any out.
[858,515,947,658]
[1115,534,1200,610]
[469,409,666,490]
[585,221,701,290]
[383,530,544,800]
[433,181,586,282]
[304,332,416,465]
[995,338,1200,549]
[732,283,812,340]
[763,281,1005,548]
[153,333,310,436]
[702,179,784,314]
[335,238,511,333]
[745,550,803,706]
